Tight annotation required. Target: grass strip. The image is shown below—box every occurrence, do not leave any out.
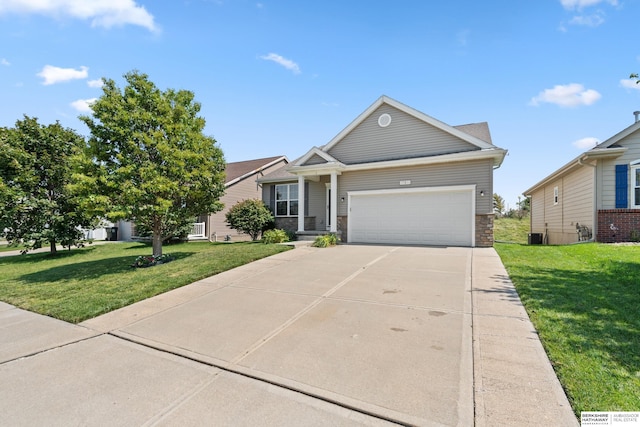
[0,241,290,323]
[495,242,640,414]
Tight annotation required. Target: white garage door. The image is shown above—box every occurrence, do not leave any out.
[348,186,474,246]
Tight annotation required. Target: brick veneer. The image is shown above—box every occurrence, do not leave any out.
[475,214,494,247]
[274,216,316,234]
[597,209,640,243]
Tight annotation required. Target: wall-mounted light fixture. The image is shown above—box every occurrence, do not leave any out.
[340,197,345,202]
[480,190,485,196]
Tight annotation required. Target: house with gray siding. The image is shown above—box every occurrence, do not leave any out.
[200,156,288,241]
[524,114,640,244]
[258,96,507,247]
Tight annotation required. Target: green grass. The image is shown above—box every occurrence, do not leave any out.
[0,243,27,253]
[495,242,640,415]
[0,241,290,323]
[494,216,530,244]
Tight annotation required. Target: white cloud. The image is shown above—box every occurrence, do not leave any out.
[560,0,617,10]
[70,98,97,112]
[87,78,104,88]
[0,0,158,32]
[573,137,600,149]
[37,65,88,85]
[530,83,601,107]
[260,53,301,74]
[569,13,605,27]
[620,79,640,90]
[1,58,10,66]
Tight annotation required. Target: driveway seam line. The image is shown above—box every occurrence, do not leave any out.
[0,332,103,365]
[228,247,400,366]
[108,331,408,427]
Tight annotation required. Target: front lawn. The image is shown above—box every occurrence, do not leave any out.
[495,242,640,415]
[0,243,27,253]
[0,241,290,323]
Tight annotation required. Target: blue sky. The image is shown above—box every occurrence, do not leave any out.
[1,0,640,208]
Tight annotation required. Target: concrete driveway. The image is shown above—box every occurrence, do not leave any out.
[0,245,577,426]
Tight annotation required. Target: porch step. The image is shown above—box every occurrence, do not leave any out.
[296,231,330,241]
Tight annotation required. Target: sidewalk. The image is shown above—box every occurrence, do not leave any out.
[472,248,578,426]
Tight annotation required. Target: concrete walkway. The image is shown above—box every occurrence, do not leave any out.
[0,245,578,426]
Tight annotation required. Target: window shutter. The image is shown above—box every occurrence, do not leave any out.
[269,185,276,213]
[615,164,628,209]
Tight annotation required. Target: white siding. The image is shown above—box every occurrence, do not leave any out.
[328,104,479,165]
[563,166,594,231]
[531,165,594,244]
[530,189,545,234]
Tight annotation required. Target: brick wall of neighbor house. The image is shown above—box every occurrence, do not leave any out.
[274,217,316,234]
[475,214,494,247]
[597,209,640,242]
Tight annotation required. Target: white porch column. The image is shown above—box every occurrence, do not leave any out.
[330,171,338,233]
[297,175,305,232]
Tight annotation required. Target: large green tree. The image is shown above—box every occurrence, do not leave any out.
[0,116,94,254]
[80,71,226,257]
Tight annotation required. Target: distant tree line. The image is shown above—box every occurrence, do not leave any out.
[493,193,529,219]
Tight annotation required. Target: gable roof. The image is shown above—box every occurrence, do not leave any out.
[225,156,288,187]
[454,122,493,144]
[322,95,497,152]
[287,96,505,174]
[522,122,640,196]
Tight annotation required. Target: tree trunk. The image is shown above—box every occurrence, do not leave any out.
[50,240,57,255]
[152,230,163,257]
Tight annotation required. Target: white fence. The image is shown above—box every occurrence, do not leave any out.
[188,222,206,239]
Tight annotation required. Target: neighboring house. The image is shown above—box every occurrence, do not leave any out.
[523,113,640,244]
[90,156,288,242]
[258,96,507,247]
[199,155,288,241]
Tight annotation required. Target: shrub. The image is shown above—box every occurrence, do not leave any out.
[131,254,175,268]
[225,199,274,241]
[312,233,339,248]
[263,229,289,244]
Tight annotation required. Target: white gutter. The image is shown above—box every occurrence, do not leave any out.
[339,149,506,173]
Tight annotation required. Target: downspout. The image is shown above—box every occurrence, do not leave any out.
[578,156,597,242]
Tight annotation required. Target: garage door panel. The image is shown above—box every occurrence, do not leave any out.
[349,188,473,246]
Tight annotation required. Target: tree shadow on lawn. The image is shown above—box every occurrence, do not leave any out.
[0,246,99,265]
[509,262,640,379]
[16,251,196,283]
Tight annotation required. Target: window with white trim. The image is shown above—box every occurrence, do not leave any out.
[632,163,640,208]
[553,186,559,205]
[275,184,298,216]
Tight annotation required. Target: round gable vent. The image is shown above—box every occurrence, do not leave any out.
[378,113,392,128]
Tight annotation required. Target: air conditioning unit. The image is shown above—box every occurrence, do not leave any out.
[528,233,543,245]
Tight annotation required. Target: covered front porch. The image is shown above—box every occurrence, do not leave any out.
[271,166,344,241]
